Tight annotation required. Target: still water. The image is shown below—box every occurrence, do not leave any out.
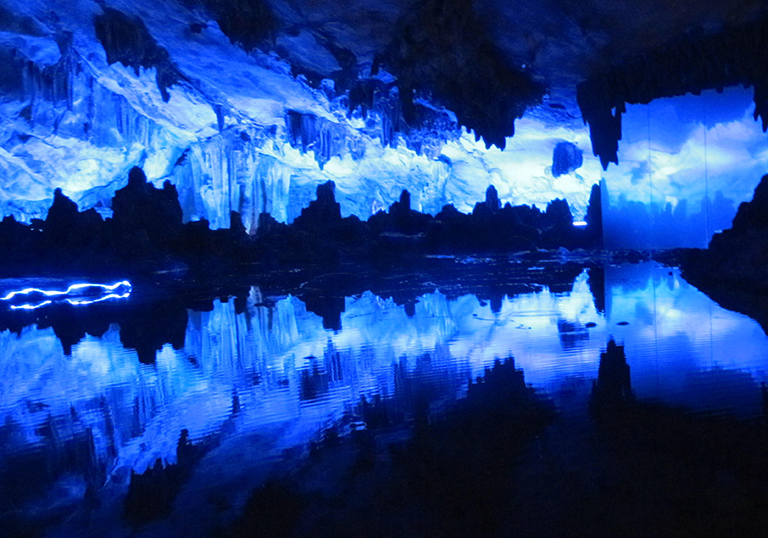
[1,262,767,534]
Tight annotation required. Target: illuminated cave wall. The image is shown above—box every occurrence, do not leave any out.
[601,86,768,249]
[5,1,768,247]
[0,1,601,230]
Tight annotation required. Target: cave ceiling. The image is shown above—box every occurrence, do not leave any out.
[261,0,768,151]
[5,0,767,149]
[1,0,768,224]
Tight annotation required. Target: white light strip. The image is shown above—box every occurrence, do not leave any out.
[1,280,132,308]
[10,300,53,311]
[66,292,132,306]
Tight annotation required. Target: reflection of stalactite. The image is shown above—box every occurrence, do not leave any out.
[557,319,589,350]
[587,267,606,314]
[124,429,199,523]
[0,413,103,509]
[324,339,343,382]
[299,358,329,401]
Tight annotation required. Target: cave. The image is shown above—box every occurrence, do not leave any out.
[3,1,768,537]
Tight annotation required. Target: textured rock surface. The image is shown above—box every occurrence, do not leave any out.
[0,0,767,238]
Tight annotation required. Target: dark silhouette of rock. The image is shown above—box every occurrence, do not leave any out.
[0,166,603,281]
[543,198,572,229]
[111,166,183,249]
[293,181,342,232]
[542,198,576,247]
[45,188,79,232]
[729,174,768,233]
[42,189,105,250]
[383,189,431,235]
[686,174,768,293]
[472,185,501,219]
[200,0,278,53]
[384,0,543,149]
[681,174,768,333]
[584,182,603,248]
[0,215,38,270]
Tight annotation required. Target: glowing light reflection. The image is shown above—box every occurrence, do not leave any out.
[10,300,52,310]
[1,280,132,309]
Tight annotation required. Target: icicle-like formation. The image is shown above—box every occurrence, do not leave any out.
[170,129,295,231]
[0,37,190,222]
[285,110,362,169]
[0,5,598,231]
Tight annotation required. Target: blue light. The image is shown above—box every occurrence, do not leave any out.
[602,86,768,248]
[10,300,52,311]
[1,280,132,309]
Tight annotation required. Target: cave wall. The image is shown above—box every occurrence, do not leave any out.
[0,0,599,229]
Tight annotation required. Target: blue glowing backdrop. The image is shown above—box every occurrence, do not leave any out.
[602,86,768,249]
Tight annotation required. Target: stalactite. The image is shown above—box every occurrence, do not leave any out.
[578,17,768,169]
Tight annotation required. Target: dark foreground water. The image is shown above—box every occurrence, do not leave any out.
[2,262,768,537]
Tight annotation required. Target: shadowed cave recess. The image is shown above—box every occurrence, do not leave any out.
[6,1,768,537]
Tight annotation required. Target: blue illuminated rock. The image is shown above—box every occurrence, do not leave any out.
[552,141,584,177]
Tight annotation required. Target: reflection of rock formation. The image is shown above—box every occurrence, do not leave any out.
[299,358,330,401]
[123,429,203,523]
[592,339,633,406]
[682,174,768,332]
[683,367,762,417]
[0,297,188,363]
[557,319,589,349]
[587,266,606,313]
[0,417,103,513]
[0,272,594,529]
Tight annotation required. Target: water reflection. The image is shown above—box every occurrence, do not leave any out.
[2,263,768,528]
